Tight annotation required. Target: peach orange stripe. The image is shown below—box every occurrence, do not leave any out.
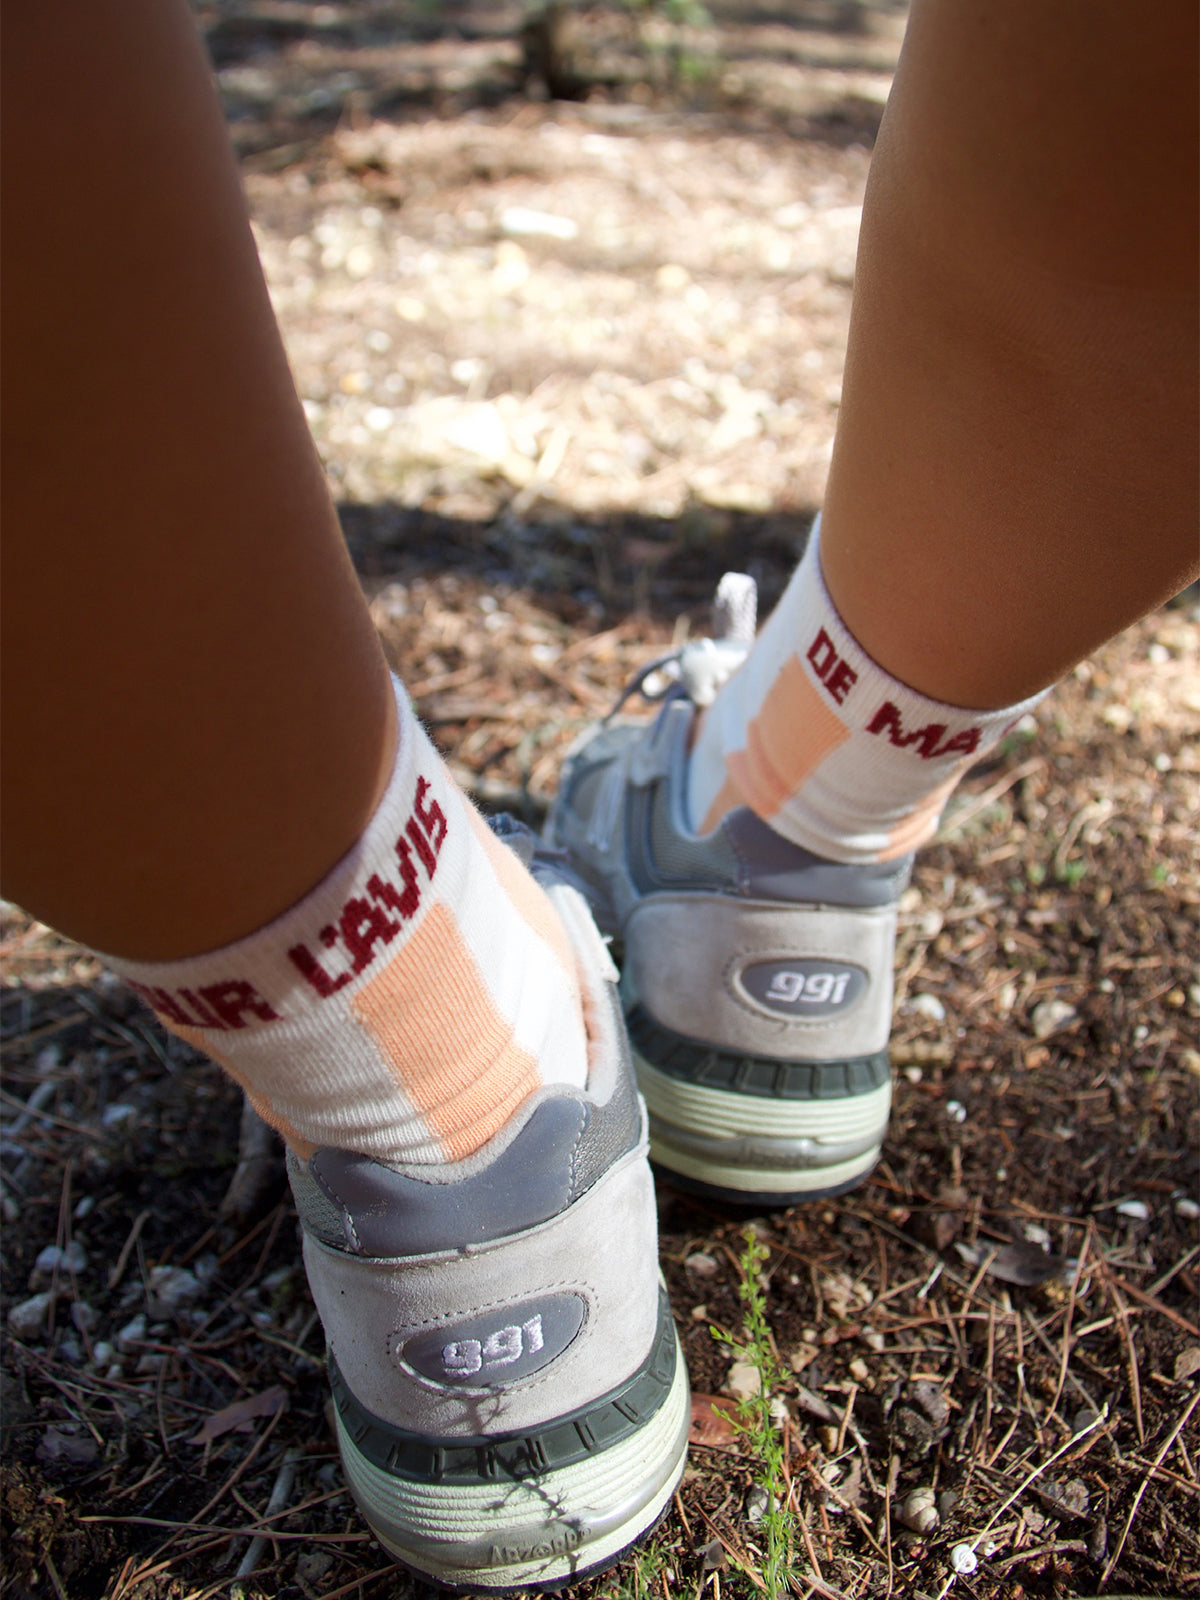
[466,803,576,981]
[878,764,971,860]
[354,902,540,1161]
[703,655,849,828]
[746,656,850,810]
[170,1023,316,1159]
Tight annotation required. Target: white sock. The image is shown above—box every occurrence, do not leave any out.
[106,679,589,1165]
[688,523,1046,863]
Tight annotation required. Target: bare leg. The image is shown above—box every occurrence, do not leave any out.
[0,15,692,1586]
[820,0,1198,708]
[1,0,395,959]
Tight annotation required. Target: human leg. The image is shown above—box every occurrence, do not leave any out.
[690,0,1199,849]
[1,3,687,1583]
[821,0,1199,711]
[552,0,1198,1201]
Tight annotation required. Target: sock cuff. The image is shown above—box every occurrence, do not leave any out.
[106,679,456,1030]
[796,519,1047,757]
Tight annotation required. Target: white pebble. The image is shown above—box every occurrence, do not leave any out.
[945,1100,967,1124]
[500,207,579,241]
[116,1314,146,1350]
[1116,1199,1150,1221]
[35,1240,88,1277]
[724,1360,763,1400]
[685,1251,720,1277]
[148,1266,201,1311]
[91,1341,113,1366]
[950,1543,979,1575]
[1174,1197,1200,1220]
[193,1254,220,1285]
[910,993,946,1022]
[8,1292,55,1338]
[1031,998,1077,1040]
[365,406,394,433]
[101,1103,137,1128]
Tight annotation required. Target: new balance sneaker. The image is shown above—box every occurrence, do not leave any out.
[545,599,909,1206]
[289,827,689,1592]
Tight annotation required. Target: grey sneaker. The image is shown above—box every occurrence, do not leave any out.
[545,590,909,1205]
[289,828,689,1593]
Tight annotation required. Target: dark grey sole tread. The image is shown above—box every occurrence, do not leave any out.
[626,1005,889,1101]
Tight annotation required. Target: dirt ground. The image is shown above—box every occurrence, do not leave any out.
[3,4,1198,1598]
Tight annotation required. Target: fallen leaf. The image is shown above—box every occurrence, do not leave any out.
[956,1240,1067,1287]
[793,1384,838,1425]
[1039,1477,1090,1518]
[689,1393,740,1451]
[697,1536,728,1574]
[932,1211,963,1251]
[37,1427,99,1467]
[191,1386,286,1445]
[832,1456,864,1509]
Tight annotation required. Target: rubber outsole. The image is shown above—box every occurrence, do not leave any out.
[651,1154,881,1209]
[337,1325,691,1593]
[632,1047,890,1205]
[381,1498,678,1595]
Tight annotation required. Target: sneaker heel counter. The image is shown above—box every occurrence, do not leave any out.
[623,893,895,1061]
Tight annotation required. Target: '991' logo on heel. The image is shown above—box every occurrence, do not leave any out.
[400,1294,586,1388]
[740,959,867,1018]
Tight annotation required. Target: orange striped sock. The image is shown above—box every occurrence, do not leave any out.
[105,680,589,1164]
[688,523,1046,863]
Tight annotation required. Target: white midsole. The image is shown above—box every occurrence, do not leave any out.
[649,1132,881,1195]
[635,1055,892,1143]
[339,1333,690,1590]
